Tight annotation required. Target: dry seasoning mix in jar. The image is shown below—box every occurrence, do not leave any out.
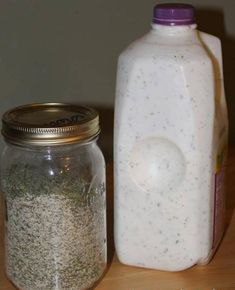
[1,103,107,290]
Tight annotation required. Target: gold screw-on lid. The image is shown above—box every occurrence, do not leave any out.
[2,103,100,146]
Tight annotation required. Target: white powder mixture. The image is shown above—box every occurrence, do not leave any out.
[6,194,106,290]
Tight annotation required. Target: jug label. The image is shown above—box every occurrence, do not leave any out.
[212,143,227,249]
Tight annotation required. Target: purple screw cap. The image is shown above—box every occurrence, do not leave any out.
[153,3,195,26]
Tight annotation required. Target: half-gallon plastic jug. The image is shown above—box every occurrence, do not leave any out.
[114,3,228,271]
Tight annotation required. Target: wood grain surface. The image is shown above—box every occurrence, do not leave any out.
[1,149,235,290]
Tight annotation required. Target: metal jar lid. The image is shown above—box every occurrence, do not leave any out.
[1,103,100,146]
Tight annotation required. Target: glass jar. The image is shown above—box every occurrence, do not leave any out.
[1,103,107,290]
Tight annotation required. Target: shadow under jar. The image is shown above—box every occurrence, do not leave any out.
[1,103,107,290]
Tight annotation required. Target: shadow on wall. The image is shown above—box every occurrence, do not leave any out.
[94,107,114,162]
[197,8,235,144]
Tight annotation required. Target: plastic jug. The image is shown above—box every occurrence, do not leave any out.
[114,3,228,271]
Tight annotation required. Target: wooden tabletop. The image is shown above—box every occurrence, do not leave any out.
[1,149,235,290]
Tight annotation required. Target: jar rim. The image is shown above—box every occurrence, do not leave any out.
[1,103,100,146]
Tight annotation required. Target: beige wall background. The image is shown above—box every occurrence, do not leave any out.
[0,0,234,153]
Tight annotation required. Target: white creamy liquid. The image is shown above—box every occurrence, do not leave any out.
[114,23,228,271]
